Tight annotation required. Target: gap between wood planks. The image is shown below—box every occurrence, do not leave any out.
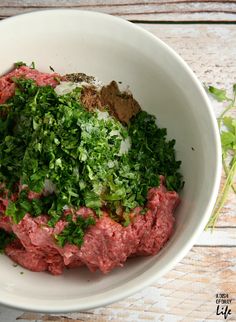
[130,20,236,23]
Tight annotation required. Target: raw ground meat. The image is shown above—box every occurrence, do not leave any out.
[2,183,179,275]
[0,65,61,104]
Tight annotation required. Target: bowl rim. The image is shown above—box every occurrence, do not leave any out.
[0,8,222,313]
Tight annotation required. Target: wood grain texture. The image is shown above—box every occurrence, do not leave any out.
[0,0,236,22]
[142,24,236,90]
[1,247,235,321]
[196,228,236,246]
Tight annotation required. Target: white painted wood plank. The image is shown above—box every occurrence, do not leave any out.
[0,1,236,22]
[196,228,236,246]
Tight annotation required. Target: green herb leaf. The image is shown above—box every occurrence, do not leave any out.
[30,62,36,69]
[208,86,230,102]
[0,229,15,253]
[233,84,236,95]
[55,215,96,247]
[223,116,235,133]
[221,131,235,148]
[14,61,27,68]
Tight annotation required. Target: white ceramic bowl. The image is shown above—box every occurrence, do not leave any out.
[0,9,221,313]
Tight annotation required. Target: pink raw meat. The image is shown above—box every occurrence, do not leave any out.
[0,65,61,104]
[4,183,180,274]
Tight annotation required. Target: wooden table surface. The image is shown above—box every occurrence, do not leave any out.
[0,1,236,321]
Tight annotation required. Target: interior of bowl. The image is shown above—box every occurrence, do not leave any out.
[0,10,221,312]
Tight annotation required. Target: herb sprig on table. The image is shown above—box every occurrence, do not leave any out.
[206,84,236,228]
[0,77,183,235]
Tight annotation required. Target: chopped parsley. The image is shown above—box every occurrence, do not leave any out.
[128,111,183,193]
[5,190,55,224]
[0,229,15,253]
[14,61,27,68]
[55,215,96,247]
[0,76,183,246]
